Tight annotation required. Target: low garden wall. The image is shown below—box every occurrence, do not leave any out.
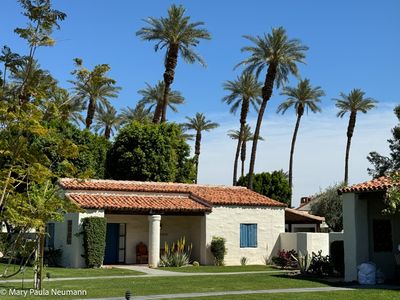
[280,232,343,255]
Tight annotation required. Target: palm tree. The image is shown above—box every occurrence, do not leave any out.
[335,89,377,184]
[0,46,23,86]
[237,27,308,189]
[70,59,120,129]
[137,4,211,123]
[47,88,84,124]
[93,104,121,139]
[120,103,153,125]
[278,79,325,198]
[138,81,184,118]
[223,72,262,185]
[228,124,263,179]
[182,113,219,183]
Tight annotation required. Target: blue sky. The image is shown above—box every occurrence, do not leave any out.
[1,0,399,205]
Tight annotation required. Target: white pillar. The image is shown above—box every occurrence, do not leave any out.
[148,215,161,267]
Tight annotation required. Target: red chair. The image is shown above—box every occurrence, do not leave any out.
[136,242,148,264]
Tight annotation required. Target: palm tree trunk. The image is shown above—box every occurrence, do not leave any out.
[240,139,246,178]
[233,98,250,185]
[85,97,96,129]
[344,111,357,185]
[288,112,303,202]
[248,64,277,189]
[104,126,111,140]
[152,102,163,123]
[161,44,179,123]
[194,131,202,184]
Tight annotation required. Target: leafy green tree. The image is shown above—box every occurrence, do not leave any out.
[228,124,263,178]
[105,122,195,183]
[138,81,185,118]
[311,183,346,232]
[120,104,153,125]
[70,58,120,129]
[182,113,219,183]
[237,27,308,189]
[94,104,121,139]
[0,46,23,86]
[368,105,400,177]
[335,89,377,184]
[237,170,291,205]
[137,4,211,123]
[223,72,262,185]
[278,79,324,202]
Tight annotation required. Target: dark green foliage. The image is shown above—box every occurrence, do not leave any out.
[210,237,226,266]
[36,121,110,178]
[330,240,344,276]
[368,105,400,177]
[308,250,334,276]
[237,170,291,205]
[105,122,195,182]
[82,217,107,268]
[44,248,62,267]
[311,183,345,232]
[271,249,298,269]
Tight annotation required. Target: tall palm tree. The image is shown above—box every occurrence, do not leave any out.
[93,104,121,139]
[223,72,262,185]
[278,79,325,198]
[138,81,184,118]
[182,113,219,183]
[120,103,153,125]
[70,59,120,129]
[46,88,84,124]
[237,27,308,189]
[335,89,377,184]
[228,124,264,179]
[137,4,211,123]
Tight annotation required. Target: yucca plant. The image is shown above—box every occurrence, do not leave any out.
[159,237,192,267]
[292,250,311,274]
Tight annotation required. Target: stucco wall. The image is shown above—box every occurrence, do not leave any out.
[201,206,284,265]
[280,232,331,256]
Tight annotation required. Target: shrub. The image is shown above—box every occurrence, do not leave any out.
[292,250,311,274]
[159,237,192,267]
[240,256,248,266]
[309,250,334,276]
[44,248,62,267]
[271,249,298,269]
[330,241,344,275]
[81,217,107,268]
[210,237,226,266]
[192,261,200,267]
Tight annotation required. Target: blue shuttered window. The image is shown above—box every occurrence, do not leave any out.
[240,224,257,248]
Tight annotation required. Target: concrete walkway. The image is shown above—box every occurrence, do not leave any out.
[81,286,355,300]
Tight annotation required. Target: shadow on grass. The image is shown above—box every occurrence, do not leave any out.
[271,273,400,291]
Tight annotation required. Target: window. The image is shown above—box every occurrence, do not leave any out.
[45,223,55,248]
[373,219,392,252]
[240,224,257,248]
[66,220,72,245]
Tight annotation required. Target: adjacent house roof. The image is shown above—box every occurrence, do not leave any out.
[285,208,324,224]
[339,175,400,194]
[59,178,286,212]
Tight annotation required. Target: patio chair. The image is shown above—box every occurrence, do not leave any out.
[136,242,148,264]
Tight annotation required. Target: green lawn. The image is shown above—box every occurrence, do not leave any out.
[160,265,278,273]
[0,263,144,280]
[0,273,330,299]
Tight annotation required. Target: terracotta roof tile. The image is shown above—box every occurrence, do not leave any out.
[285,208,324,223]
[339,175,400,194]
[59,178,286,208]
[67,193,211,213]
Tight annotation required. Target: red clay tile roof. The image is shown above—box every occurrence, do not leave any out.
[285,208,324,223]
[339,175,400,194]
[59,178,286,208]
[67,193,211,213]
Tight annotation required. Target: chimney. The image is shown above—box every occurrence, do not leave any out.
[300,197,311,205]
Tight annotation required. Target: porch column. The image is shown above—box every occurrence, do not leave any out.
[148,215,161,267]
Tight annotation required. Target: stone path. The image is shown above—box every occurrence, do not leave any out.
[80,286,355,300]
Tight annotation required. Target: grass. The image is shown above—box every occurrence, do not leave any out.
[0,273,330,299]
[0,263,144,280]
[160,265,278,273]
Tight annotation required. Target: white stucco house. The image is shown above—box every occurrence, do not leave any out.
[51,178,286,268]
[340,175,400,281]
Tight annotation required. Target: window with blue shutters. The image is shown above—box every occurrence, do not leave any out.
[240,224,257,248]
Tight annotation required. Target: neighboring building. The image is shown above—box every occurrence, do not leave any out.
[294,196,329,232]
[53,178,286,268]
[285,208,325,232]
[340,175,400,281]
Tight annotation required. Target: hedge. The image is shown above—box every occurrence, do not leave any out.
[82,217,107,268]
